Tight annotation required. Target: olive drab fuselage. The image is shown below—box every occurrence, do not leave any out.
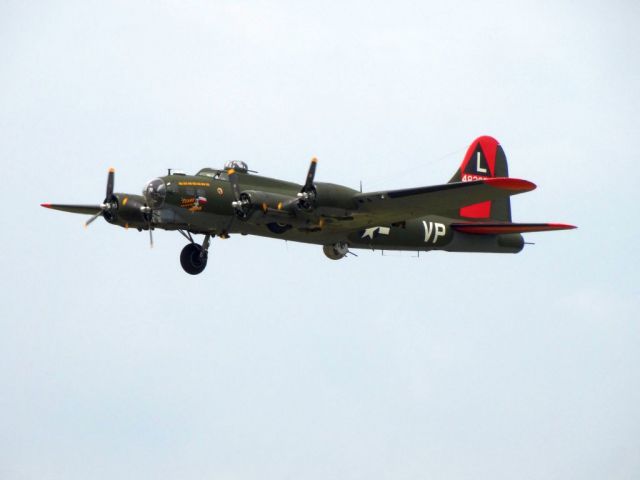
[133,170,524,254]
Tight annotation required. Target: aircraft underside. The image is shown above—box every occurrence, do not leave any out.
[144,210,526,274]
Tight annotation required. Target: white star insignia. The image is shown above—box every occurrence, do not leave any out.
[361,226,390,239]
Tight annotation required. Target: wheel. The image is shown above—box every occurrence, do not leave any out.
[180,243,208,275]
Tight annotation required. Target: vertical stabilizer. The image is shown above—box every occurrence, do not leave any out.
[448,136,511,221]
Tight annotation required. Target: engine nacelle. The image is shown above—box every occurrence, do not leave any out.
[104,193,149,228]
[238,190,297,211]
[323,242,349,260]
[234,190,310,227]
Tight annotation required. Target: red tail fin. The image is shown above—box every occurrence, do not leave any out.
[449,136,511,221]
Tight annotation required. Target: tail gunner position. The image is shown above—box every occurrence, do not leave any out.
[42,136,576,274]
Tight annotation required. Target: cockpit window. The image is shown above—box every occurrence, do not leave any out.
[196,168,227,180]
[143,178,166,208]
[196,168,217,178]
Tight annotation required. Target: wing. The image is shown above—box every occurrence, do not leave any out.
[351,177,535,226]
[41,203,102,215]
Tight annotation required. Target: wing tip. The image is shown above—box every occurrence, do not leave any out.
[550,223,577,230]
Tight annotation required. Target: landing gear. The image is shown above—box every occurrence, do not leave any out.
[323,241,349,260]
[179,232,211,275]
[180,243,207,275]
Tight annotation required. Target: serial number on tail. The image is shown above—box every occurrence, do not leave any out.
[461,174,490,182]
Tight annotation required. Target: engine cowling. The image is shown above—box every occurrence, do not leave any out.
[237,190,298,212]
[233,190,311,227]
[104,194,149,228]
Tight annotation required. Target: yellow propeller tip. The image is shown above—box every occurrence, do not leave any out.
[311,157,318,163]
[108,167,115,173]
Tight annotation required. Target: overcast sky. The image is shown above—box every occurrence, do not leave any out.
[1,1,639,479]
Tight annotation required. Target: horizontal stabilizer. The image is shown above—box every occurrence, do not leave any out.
[41,203,102,215]
[452,222,577,235]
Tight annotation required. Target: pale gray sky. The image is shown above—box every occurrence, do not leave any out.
[1,1,639,479]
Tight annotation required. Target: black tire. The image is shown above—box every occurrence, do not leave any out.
[180,243,208,275]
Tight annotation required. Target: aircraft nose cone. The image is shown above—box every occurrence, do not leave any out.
[143,178,167,208]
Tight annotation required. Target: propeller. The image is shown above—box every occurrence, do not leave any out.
[227,168,241,203]
[82,167,154,248]
[140,177,170,249]
[136,202,155,249]
[140,206,154,248]
[140,198,154,249]
[84,168,117,228]
[227,168,251,218]
[297,157,317,209]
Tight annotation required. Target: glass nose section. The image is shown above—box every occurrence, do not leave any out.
[144,178,166,208]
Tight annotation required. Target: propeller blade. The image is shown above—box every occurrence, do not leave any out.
[149,226,154,249]
[295,157,318,210]
[106,167,115,199]
[84,210,103,227]
[227,168,242,202]
[303,157,317,191]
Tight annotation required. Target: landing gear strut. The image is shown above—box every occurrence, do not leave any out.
[179,232,211,275]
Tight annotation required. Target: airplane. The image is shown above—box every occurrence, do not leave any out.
[41,136,575,274]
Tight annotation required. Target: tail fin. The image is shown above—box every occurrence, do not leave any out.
[448,135,511,221]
